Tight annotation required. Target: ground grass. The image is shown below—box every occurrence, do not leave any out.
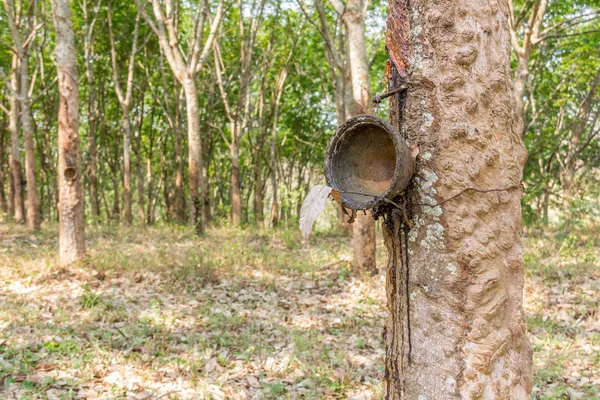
[0,222,598,399]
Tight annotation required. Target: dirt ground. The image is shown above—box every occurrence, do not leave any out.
[0,224,598,399]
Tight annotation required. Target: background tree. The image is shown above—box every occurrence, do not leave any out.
[134,0,224,234]
[3,0,41,230]
[51,0,86,265]
[107,1,141,226]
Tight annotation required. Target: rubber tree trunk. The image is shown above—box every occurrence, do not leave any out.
[121,107,133,225]
[83,3,100,219]
[513,55,528,129]
[183,78,204,235]
[230,137,242,226]
[0,125,7,214]
[9,54,25,224]
[52,0,86,265]
[383,0,533,398]
[254,159,264,225]
[135,115,145,224]
[20,53,41,231]
[343,0,377,275]
[173,96,186,224]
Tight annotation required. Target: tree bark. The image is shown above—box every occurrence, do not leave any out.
[9,54,25,224]
[173,97,186,223]
[253,159,264,225]
[20,52,41,230]
[52,0,86,265]
[0,120,7,215]
[383,0,532,398]
[122,108,133,225]
[135,96,146,224]
[183,78,204,234]
[230,138,242,226]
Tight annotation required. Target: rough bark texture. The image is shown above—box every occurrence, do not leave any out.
[52,0,86,265]
[383,0,533,398]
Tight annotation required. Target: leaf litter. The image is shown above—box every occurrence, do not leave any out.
[0,223,599,399]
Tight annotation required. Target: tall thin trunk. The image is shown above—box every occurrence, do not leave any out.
[0,122,7,214]
[107,4,139,226]
[253,160,264,225]
[110,136,121,221]
[82,0,100,219]
[514,55,529,123]
[87,93,100,218]
[343,0,377,275]
[8,164,15,217]
[136,98,146,224]
[121,108,133,224]
[135,0,224,235]
[52,0,86,265]
[161,139,171,222]
[20,52,41,230]
[183,79,204,234]
[173,88,186,223]
[146,157,154,224]
[270,108,280,228]
[201,85,214,226]
[9,54,25,224]
[383,0,532,397]
[230,135,242,226]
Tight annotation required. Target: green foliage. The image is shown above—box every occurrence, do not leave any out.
[519,0,600,227]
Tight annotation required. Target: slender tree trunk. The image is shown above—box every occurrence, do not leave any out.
[513,55,529,126]
[183,79,204,234]
[8,165,15,217]
[254,160,264,225]
[270,120,279,228]
[271,168,279,227]
[20,53,41,230]
[52,0,86,265]
[121,107,133,225]
[230,139,242,226]
[201,85,214,226]
[173,91,186,223]
[383,0,532,397]
[0,123,7,215]
[83,0,100,219]
[146,156,154,224]
[111,165,120,221]
[9,54,25,224]
[87,92,100,219]
[161,144,171,222]
[136,103,145,224]
[343,0,377,275]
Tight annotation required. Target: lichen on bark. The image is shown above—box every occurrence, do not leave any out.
[383,0,533,398]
